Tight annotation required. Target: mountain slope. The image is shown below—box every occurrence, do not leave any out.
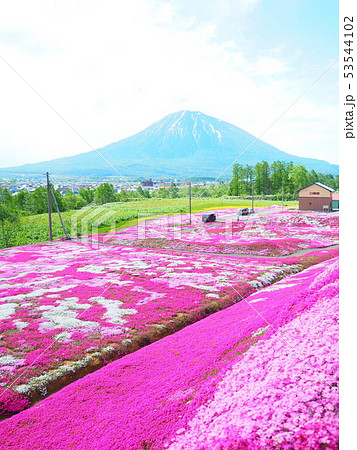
[0,111,338,177]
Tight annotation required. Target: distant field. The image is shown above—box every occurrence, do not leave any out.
[13,198,297,248]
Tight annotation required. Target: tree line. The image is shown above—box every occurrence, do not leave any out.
[0,160,338,248]
[228,161,338,200]
[0,160,338,217]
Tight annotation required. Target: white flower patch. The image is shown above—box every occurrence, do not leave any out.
[217,271,236,277]
[14,320,28,330]
[0,270,36,283]
[63,297,92,310]
[256,272,280,286]
[206,293,220,298]
[158,271,220,291]
[0,355,25,371]
[39,298,98,330]
[249,296,268,304]
[1,285,77,302]
[38,305,54,311]
[260,282,299,292]
[185,283,219,292]
[88,296,137,324]
[252,326,269,337]
[54,331,72,342]
[78,259,152,273]
[0,355,17,365]
[40,315,97,330]
[167,260,187,267]
[127,260,152,270]
[15,347,115,396]
[0,303,17,320]
[248,280,264,289]
[77,264,106,273]
[109,280,133,286]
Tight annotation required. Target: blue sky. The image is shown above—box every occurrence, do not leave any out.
[0,0,339,168]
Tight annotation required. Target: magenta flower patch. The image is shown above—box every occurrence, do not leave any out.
[102,209,339,256]
[0,257,339,449]
[1,237,337,415]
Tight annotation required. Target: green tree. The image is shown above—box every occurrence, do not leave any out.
[63,190,86,210]
[289,164,311,192]
[315,173,336,190]
[216,182,229,197]
[333,175,339,191]
[13,190,31,211]
[155,188,170,198]
[0,205,20,248]
[255,161,270,195]
[0,188,13,207]
[270,161,284,193]
[136,186,151,198]
[242,165,254,195]
[168,182,179,198]
[79,188,94,204]
[270,161,294,195]
[229,163,246,196]
[94,183,117,205]
[309,170,318,184]
[117,190,129,201]
[31,187,51,214]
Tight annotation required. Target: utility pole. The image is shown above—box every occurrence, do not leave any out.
[50,185,70,240]
[251,178,255,212]
[282,181,284,208]
[46,172,53,241]
[189,182,192,225]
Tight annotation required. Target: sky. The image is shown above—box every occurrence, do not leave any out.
[0,0,339,169]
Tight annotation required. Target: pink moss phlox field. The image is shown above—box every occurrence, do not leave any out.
[0,257,338,449]
[2,237,329,414]
[168,258,339,449]
[102,209,338,255]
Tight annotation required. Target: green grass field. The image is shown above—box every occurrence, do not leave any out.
[9,198,297,248]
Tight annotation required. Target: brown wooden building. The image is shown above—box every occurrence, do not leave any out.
[298,182,335,211]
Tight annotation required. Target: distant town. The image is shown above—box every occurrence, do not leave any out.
[0,176,221,196]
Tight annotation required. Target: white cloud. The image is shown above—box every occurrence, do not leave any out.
[252,57,290,76]
[0,0,338,168]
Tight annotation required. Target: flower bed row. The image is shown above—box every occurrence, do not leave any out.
[0,257,339,449]
[100,209,338,256]
[0,238,338,416]
[168,258,339,449]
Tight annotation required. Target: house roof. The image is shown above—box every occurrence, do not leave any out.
[298,182,335,193]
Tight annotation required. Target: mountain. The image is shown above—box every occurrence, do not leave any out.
[0,111,338,177]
